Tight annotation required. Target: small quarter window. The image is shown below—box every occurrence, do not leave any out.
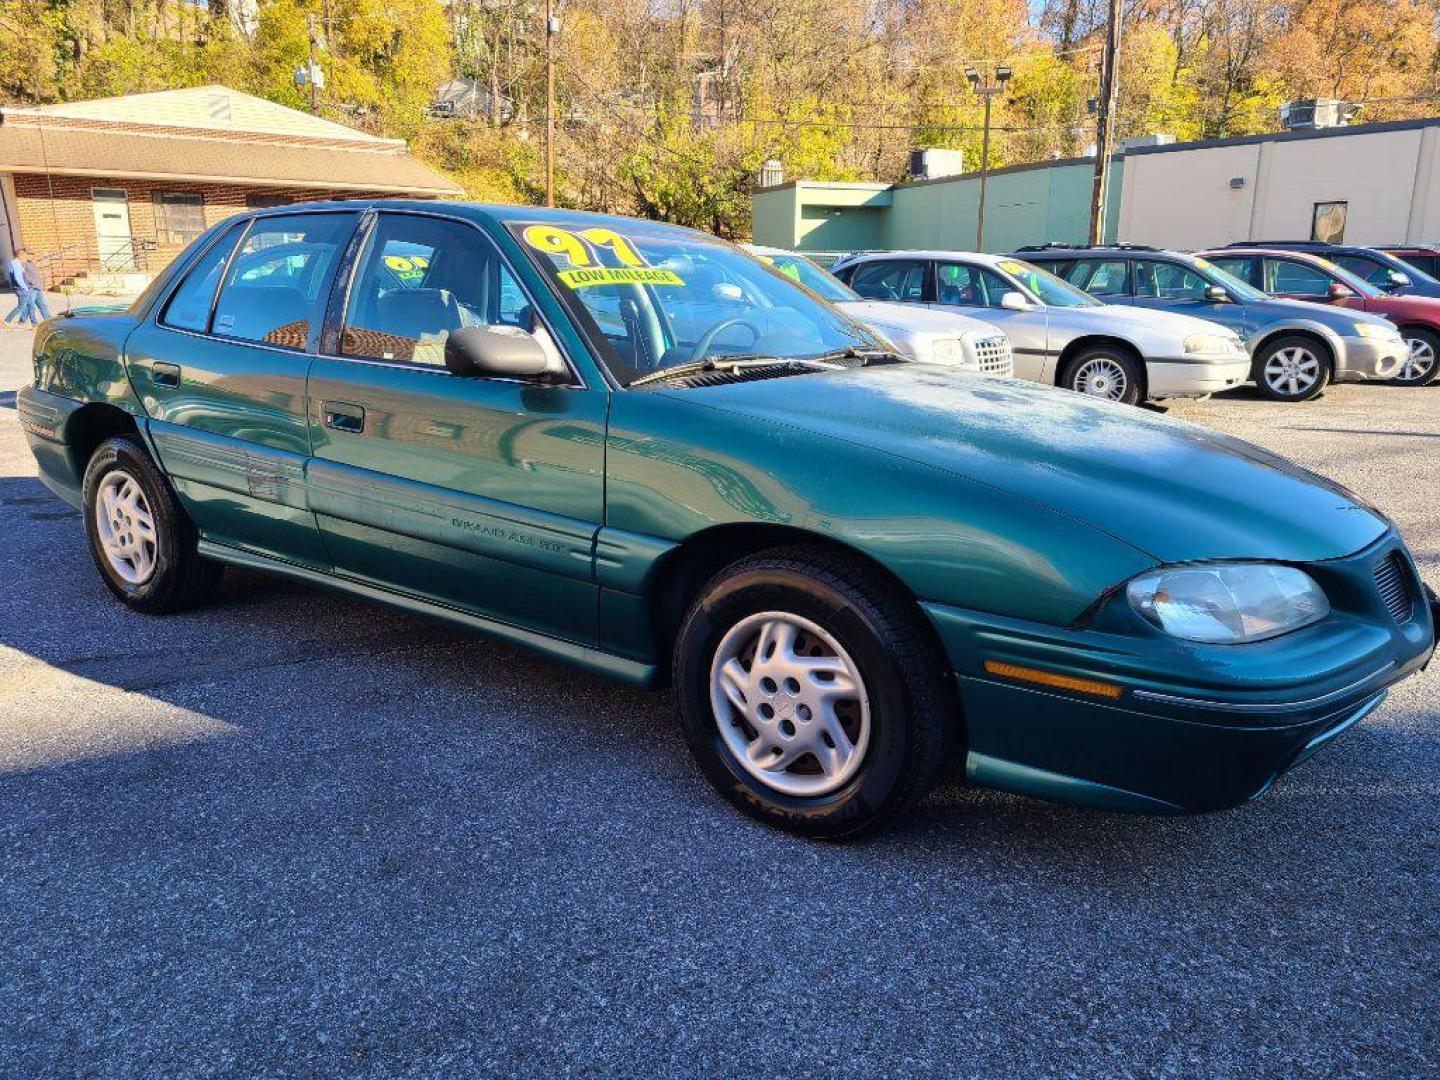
[159,223,243,332]
[211,213,356,349]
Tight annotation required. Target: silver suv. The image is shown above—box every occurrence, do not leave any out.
[833,250,1251,405]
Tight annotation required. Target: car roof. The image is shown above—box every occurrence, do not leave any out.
[249,198,720,242]
[1201,247,1333,263]
[839,250,1011,265]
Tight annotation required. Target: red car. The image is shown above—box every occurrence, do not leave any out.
[1202,247,1440,386]
[1381,245,1440,281]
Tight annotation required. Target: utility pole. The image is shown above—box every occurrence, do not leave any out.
[544,0,558,207]
[306,14,320,114]
[1088,0,1123,244]
[966,65,1011,251]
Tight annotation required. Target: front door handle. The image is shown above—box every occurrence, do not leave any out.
[151,362,181,388]
[323,401,365,434]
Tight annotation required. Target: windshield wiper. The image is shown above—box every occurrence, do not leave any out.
[627,354,841,388]
[809,346,908,366]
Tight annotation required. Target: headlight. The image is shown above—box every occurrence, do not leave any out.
[1354,322,1401,340]
[931,337,967,366]
[1127,563,1329,644]
[1184,333,1239,355]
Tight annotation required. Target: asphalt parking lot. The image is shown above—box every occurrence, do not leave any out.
[1,311,1436,1078]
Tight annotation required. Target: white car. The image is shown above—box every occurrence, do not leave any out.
[742,245,1013,377]
[832,250,1253,405]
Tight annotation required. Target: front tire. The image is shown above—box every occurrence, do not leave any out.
[1253,335,1331,401]
[1060,346,1144,406]
[82,435,221,613]
[674,547,958,838]
[1393,327,1440,386]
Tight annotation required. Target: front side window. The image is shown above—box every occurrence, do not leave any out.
[159,223,244,332]
[342,213,533,367]
[211,213,355,349]
[994,259,1099,307]
[1334,254,1398,289]
[1133,259,1210,300]
[511,221,878,385]
[1266,258,1334,297]
[153,192,206,246]
[936,262,1015,307]
[847,259,927,302]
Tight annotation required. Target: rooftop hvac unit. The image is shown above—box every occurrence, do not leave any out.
[1117,133,1174,152]
[757,159,784,188]
[1280,99,1360,130]
[908,148,965,180]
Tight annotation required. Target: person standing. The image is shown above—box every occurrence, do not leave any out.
[3,247,49,327]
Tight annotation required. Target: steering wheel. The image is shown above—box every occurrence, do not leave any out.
[688,317,762,363]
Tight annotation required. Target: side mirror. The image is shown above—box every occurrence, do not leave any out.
[1203,284,1230,303]
[999,291,1031,311]
[444,325,551,379]
[1327,281,1355,299]
[1387,270,1411,288]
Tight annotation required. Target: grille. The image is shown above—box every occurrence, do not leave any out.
[1374,553,1413,623]
[973,335,1014,377]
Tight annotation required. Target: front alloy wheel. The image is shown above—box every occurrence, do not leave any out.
[1253,335,1331,402]
[1394,328,1440,386]
[1061,347,1143,406]
[674,546,959,838]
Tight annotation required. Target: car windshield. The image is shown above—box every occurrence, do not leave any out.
[1190,256,1270,302]
[994,259,1100,307]
[749,250,858,303]
[1310,256,1385,297]
[511,222,879,385]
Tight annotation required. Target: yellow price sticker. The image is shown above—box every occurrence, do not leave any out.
[558,267,685,289]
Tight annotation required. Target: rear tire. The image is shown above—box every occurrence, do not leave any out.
[1393,327,1440,386]
[1252,335,1331,402]
[81,435,221,613]
[673,546,959,839]
[1060,346,1145,406]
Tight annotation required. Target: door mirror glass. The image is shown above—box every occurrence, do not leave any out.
[999,290,1030,311]
[444,325,551,379]
[1203,284,1230,303]
[1327,281,1354,299]
[1387,269,1411,287]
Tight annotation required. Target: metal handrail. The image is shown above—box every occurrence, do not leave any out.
[31,234,158,283]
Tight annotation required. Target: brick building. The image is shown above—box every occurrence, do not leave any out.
[0,85,462,287]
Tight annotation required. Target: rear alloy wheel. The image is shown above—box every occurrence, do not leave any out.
[82,435,222,613]
[1253,335,1330,402]
[1061,347,1144,406]
[674,546,958,838]
[1393,327,1440,386]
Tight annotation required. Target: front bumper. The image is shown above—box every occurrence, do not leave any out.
[1335,335,1405,382]
[923,532,1436,814]
[1146,355,1251,398]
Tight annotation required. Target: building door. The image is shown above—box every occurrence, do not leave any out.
[90,188,133,269]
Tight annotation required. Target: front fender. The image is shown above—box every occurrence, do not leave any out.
[604,391,1156,628]
[1247,317,1347,365]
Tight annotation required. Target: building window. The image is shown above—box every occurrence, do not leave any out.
[246,194,291,210]
[1311,201,1347,244]
[152,191,206,245]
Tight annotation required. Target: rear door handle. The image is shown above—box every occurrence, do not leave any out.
[151,362,181,388]
[323,401,365,433]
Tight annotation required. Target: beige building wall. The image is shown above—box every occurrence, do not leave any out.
[1117,123,1440,249]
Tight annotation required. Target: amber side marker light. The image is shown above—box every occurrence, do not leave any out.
[983,660,1124,700]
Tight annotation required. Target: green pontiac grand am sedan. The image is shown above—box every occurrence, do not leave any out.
[18,201,1437,837]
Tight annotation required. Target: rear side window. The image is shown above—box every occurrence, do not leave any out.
[211,213,356,349]
[1073,259,1129,297]
[160,224,243,332]
[1205,256,1258,287]
[340,213,532,367]
[848,260,927,301]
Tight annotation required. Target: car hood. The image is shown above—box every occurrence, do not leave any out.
[837,300,1002,338]
[665,365,1386,563]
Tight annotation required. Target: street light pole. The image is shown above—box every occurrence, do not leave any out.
[544,0,558,207]
[966,65,1011,251]
[306,14,320,114]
